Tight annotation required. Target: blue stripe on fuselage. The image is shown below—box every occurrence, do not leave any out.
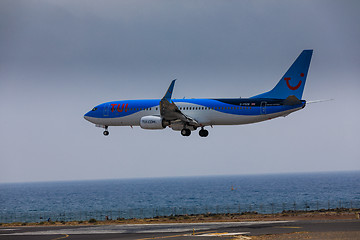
[85,98,305,119]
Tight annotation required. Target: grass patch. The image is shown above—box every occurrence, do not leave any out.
[88,218,97,223]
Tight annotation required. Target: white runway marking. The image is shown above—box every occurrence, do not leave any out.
[196,232,250,236]
[0,221,291,236]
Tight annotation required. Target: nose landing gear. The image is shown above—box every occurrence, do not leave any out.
[103,126,109,136]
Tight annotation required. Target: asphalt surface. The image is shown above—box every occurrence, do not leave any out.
[0,220,359,240]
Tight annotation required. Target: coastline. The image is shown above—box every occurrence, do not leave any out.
[2,208,359,227]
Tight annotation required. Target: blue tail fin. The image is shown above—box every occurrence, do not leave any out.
[251,50,313,100]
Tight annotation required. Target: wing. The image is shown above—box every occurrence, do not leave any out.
[160,80,200,127]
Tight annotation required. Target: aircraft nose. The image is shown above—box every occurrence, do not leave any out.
[84,112,91,122]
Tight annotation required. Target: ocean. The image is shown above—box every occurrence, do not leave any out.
[1,171,360,223]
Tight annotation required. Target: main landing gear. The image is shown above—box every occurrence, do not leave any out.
[180,128,209,137]
[103,126,109,136]
[181,128,191,136]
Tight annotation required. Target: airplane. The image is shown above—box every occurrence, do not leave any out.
[84,50,313,137]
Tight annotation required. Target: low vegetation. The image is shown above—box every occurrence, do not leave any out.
[1,208,359,227]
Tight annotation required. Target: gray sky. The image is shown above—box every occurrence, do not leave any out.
[1,0,359,183]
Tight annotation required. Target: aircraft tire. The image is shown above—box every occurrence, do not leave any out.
[103,130,109,136]
[199,129,209,137]
[181,129,191,136]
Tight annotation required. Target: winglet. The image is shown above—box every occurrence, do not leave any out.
[163,79,176,101]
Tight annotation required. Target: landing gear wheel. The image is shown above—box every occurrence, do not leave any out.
[181,128,191,136]
[103,126,109,136]
[199,128,209,137]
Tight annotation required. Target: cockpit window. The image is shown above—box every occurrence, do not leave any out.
[92,107,97,111]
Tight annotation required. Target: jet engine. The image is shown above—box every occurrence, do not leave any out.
[140,116,166,130]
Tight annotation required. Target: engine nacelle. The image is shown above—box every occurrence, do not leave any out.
[140,116,166,130]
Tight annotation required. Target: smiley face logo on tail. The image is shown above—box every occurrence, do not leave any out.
[284,73,304,90]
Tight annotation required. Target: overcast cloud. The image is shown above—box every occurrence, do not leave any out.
[0,0,359,183]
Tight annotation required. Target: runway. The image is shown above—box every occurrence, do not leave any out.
[0,220,359,239]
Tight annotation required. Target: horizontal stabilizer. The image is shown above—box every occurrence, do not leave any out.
[282,95,302,105]
[307,99,334,104]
